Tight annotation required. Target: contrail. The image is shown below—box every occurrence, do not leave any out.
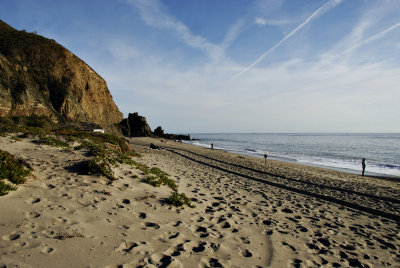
[318,21,400,66]
[342,22,400,55]
[231,0,344,80]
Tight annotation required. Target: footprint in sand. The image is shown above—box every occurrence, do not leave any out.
[242,249,253,257]
[282,241,296,252]
[222,222,231,229]
[25,197,41,204]
[281,208,293,213]
[149,253,180,267]
[173,221,182,227]
[118,241,139,253]
[41,246,55,254]
[55,216,68,224]
[209,258,223,267]
[122,199,131,205]
[145,222,160,229]
[168,233,180,239]
[120,225,130,230]
[2,233,21,241]
[19,241,29,247]
[62,193,72,199]
[196,216,205,223]
[297,225,308,232]
[41,229,55,236]
[240,237,250,244]
[291,258,303,267]
[26,211,41,219]
[192,242,207,253]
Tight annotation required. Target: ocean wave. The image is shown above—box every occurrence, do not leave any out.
[188,133,400,177]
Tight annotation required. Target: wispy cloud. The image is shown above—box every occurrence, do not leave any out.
[254,17,267,26]
[254,17,293,26]
[255,0,285,14]
[223,19,245,47]
[126,0,248,66]
[231,0,344,80]
[126,0,225,61]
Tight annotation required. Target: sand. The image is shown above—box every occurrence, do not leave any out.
[1,135,399,267]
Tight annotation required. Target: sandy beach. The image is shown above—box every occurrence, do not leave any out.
[1,135,400,267]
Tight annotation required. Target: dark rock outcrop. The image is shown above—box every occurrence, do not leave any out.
[120,113,190,139]
[0,20,122,129]
[120,112,152,137]
[164,133,191,140]
[153,125,190,140]
[153,126,164,137]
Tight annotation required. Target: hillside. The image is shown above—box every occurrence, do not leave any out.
[0,20,122,129]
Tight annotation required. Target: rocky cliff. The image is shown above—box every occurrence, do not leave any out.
[0,20,122,129]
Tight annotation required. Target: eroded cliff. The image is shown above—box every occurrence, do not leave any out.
[0,20,122,129]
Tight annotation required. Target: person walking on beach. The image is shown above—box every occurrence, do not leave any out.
[362,158,366,176]
[211,143,214,149]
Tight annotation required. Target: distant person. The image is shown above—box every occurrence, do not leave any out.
[362,158,366,176]
[211,143,214,149]
[264,154,268,165]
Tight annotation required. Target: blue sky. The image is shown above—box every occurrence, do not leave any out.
[1,0,400,133]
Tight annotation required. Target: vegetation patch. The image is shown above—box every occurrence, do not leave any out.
[55,129,139,156]
[167,192,194,208]
[143,176,162,187]
[67,134,138,180]
[142,167,178,191]
[0,115,53,136]
[54,229,84,240]
[0,150,31,195]
[87,157,115,180]
[0,181,17,196]
[38,136,70,148]
[140,164,193,207]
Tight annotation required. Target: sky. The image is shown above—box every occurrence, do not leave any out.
[1,0,400,133]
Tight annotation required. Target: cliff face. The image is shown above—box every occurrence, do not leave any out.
[0,20,122,128]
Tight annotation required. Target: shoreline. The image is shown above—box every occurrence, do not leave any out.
[184,140,400,180]
[1,135,399,267]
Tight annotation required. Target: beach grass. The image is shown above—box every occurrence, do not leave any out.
[54,229,84,240]
[38,136,70,148]
[0,150,31,195]
[167,192,194,207]
[0,181,17,196]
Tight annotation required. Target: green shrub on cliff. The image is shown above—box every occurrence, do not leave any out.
[0,115,53,136]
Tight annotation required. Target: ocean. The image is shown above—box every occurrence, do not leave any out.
[183,133,400,177]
